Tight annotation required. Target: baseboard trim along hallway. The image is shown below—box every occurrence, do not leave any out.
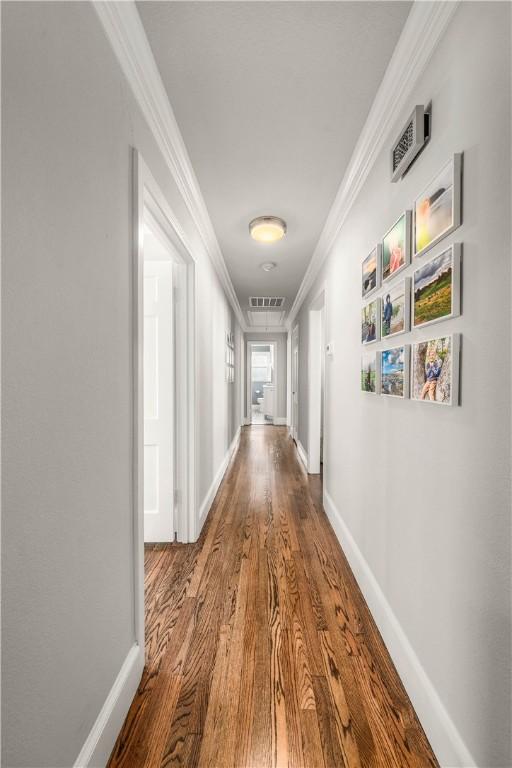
[107,427,439,767]
[74,644,144,768]
[197,426,241,534]
[323,489,477,768]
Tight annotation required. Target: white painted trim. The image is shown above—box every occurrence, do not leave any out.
[307,286,326,475]
[74,644,144,768]
[296,440,309,473]
[197,427,241,534]
[323,489,477,768]
[273,416,287,426]
[287,1,460,328]
[244,326,287,334]
[93,1,245,330]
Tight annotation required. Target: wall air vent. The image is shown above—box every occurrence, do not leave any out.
[249,297,285,308]
[391,104,431,182]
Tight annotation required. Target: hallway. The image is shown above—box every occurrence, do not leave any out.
[108,427,437,768]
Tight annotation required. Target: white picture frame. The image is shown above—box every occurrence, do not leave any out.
[411,333,460,406]
[361,350,381,394]
[380,344,410,399]
[382,210,411,283]
[414,153,462,259]
[362,244,381,299]
[412,243,461,330]
[380,277,411,340]
[361,297,381,345]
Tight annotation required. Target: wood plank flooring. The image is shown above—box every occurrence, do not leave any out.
[108,426,439,768]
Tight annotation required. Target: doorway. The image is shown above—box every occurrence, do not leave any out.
[247,342,276,424]
[307,289,325,474]
[133,151,196,652]
[143,228,175,542]
[290,325,299,442]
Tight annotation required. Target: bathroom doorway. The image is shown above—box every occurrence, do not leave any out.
[247,342,276,425]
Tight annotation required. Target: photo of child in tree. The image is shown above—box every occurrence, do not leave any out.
[412,336,453,404]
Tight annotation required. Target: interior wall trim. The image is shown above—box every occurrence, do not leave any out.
[296,440,309,473]
[93,1,246,330]
[323,489,477,768]
[286,0,460,327]
[73,644,144,768]
[197,427,241,535]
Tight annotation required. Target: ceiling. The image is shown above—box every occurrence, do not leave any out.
[137,1,412,327]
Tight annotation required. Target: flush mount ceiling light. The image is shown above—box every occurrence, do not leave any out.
[249,216,287,243]
[260,261,277,272]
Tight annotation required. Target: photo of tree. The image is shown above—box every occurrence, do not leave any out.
[412,335,459,405]
[380,345,409,398]
[361,351,377,393]
[413,245,460,328]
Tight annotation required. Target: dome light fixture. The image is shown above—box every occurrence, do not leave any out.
[249,215,287,243]
[260,261,277,272]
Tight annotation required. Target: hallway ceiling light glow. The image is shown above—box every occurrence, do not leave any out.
[260,261,277,271]
[249,216,287,243]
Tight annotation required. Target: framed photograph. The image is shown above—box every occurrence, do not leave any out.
[411,334,460,406]
[380,345,410,399]
[362,245,381,299]
[361,298,380,344]
[413,244,461,329]
[361,350,380,394]
[382,211,411,282]
[381,278,410,339]
[414,153,462,258]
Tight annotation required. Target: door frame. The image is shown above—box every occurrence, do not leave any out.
[133,150,196,646]
[246,340,277,424]
[290,324,299,442]
[307,286,326,474]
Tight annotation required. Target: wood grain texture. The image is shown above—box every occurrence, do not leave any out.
[108,427,439,768]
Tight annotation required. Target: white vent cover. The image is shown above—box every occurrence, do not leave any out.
[391,105,430,182]
[249,296,285,308]
[248,311,285,327]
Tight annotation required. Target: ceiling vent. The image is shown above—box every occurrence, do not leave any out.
[249,297,285,308]
[391,105,431,182]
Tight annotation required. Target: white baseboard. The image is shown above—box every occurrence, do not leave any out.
[243,417,251,425]
[74,643,144,768]
[197,427,241,533]
[323,489,476,768]
[296,440,309,472]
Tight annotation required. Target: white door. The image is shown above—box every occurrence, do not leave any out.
[144,260,174,542]
[291,328,299,442]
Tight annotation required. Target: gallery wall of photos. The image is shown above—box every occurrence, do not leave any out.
[226,331,235,383]
[360,153,462,406]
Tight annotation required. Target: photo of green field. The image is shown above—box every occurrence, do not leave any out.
[413,249,453,327]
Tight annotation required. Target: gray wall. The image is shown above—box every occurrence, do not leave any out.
[2,3,240,766]
[245,332,287,420]
[296,3,511,766]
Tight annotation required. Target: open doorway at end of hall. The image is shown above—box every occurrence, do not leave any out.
[248,342,276,425]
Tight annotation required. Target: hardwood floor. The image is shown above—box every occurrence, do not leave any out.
[108,426,439,768]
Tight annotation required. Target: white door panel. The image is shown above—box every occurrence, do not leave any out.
[144,260,173,542]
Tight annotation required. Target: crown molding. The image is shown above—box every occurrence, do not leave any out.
[93,0,246,329]
[286,0,460,329]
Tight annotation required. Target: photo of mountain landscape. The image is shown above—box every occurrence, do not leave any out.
[413,245,460,328]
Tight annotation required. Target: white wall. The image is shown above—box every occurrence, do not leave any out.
[2,3,240,766]
[296,3,511,766]
[244,332,287,422]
